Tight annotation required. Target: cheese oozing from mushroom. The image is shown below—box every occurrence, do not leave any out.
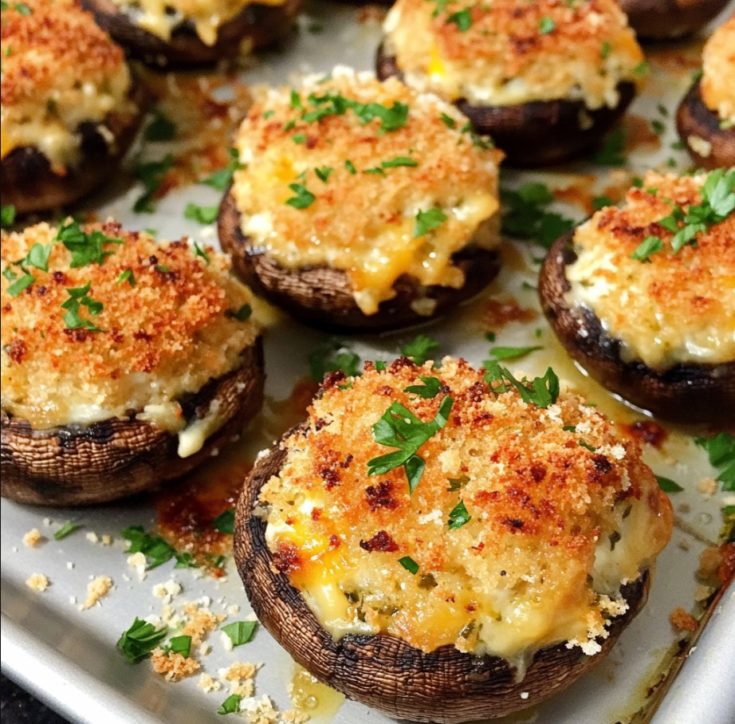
[383,0,644,109]
[701,16,735,126]
[109,0,287,46]
[1,221,259,457]
[565,171,735,370]
[0,0,135,173]
[259,358,672,660]
[231,67,502,316]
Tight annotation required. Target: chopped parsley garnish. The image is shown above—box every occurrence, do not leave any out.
[217,694,242,716]
[578,440,597,452]
[121,526,176,570]
[290,89,303,109]
[539,16,556,34]
[447,8,472,31]
[1,204,15,228]
[56,220,122,267]
[651,118,665,135]
[630,235,663,261]
[229,303,252,321]
[633,60,650,76]
[53,521,82,540]
[344,159,357,175]
[117,268,135,286]
[593,128,626,167]
[447,475,469,491]
[184,203,218,225]
[193,242,210,264]
[501,183,576,249]
[414,207,447,237]
[440,112,457,129]
[315,166,333,182]
[308,338,361,380]
[133,155,174,213]
[117,618,168,663]
[448,500,471,529]
[22,242,52,272]
[221,620,258,647]
[484,362,560,408]
[201,148,243,191]
[399,556,419,574]
[144,110,176,142]
[592,195,614,210]
[163,635,192,658]
[212,509,235,534]
[381,155,418,168]
[352,100,409,132]
[62,284,103,332]
[6,272,34,297]
[1,2,32,14]
[695,432,735,491]
[367,396,453,493]
[656,476,683,493]
[488,345,542,361]
[600,41,611,59]
[460,122,494,150]
[285,182,316,209]
[404,375,442,399]
[292,133,307,144]
[400,334,440,365]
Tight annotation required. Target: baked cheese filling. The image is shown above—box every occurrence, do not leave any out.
[566,171,735,370]
[259,358,672,663]
[1,222,258,458]
[383,0,644,109]
[110,0,287,46]
[0,0,135,173]
[700,16,735,127]
[231,67,502,316]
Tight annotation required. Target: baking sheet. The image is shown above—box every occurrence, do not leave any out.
[2,2,734,723]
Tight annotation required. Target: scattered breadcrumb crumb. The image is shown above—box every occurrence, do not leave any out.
[697,477,717,498]
[223,662,259,682]
[150,649,200,681]
[101,534,113,546]
[81,575,113,610]
[198,673,222,693]
[86,532,99,544]
[23,529,44,548]
[153,579,182,604]
[181,602,225,644]
[281,710,310,723]
[26,573,49,592]
[669,607,698,632]
[239,695,278,723]
[127,552,147,581]
[66,561,75,570]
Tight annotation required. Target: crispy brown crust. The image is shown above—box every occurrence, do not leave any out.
[0,84,146,215]
[676,78,735,170]
[1,337,264,506]
[218,190,501,333]
[234,435,651,723]
[375,42,636,167]
[81,0,301,68]
[539,231,735,424]
[618,0,730,40]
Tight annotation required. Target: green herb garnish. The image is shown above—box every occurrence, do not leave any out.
[121,526,175,570]
[212,509,235,534]
[695,432,735,491]
[400,334,440,365]
[308,338,361,380]
[501,183,575,249]
[285,183,316,209]
[61,284,103,331]
[133,155,174,213]
[484,362,560,408]
[404,375,442,399]
[656,476,684,493]
[54,521,82,540]
[448,500,471,529]
[488,345,542,361]
[184,203,218,225]
[217,694,242,716]
[144,110,176,142]
[221,620,258,647]
[399,556,419,574]
[117,618,167,663]
[56,220,122,268]
[201,148,243,191]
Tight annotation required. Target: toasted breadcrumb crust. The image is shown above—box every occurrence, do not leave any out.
[181,602,226,643]
[701,16,735,125]
[567,171,735,369]
[0,0,134,171]
[260,358,672,659]
[232,67,502,315]
[110,0,286,46]
[1,221,258,431]
[383,0,643,108]
[151,648,201,681]
[81,575,113,610]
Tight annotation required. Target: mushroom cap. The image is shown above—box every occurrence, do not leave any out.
[618,0,730,40]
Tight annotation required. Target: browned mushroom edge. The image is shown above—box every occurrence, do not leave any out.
[676,78,735,170]
[0,337,264,507]
[81,0,301,68]
[618,0,730,41]
[234,434,651,723]
[217,190,501,333]
[375,42,636,168]
[0,84,147,216]
[539,230,735,425]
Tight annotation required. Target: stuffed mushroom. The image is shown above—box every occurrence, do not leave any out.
[676,16,735,169]
[0,0,145,216]
[218,67,503,332]
[540,170,735,424]
[1,221,264,506]
[235,357,672,722]
[376,0,644,166]
[81,0,302,67]
[619,0,730,41]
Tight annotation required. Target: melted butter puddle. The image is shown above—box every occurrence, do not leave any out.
[289,664,345,721]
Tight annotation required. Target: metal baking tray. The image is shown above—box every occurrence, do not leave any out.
[2,2,734,722]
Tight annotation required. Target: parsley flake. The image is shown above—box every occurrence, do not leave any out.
[656,476,684,493]
[286,183,316,209]
[308,339,361,380]
[217,694,242,716]
[54,521,82,541]
[631,235,663,261]
[1,204,15,228]
[414,207,448,237]
[221,620,258,647]
[484,362,560,408]
[501,183,575,249]
[448,500,471,529]
[399,556,419,574]
[133,155,174,213]
[61,284,104,332]
[144,110,176,142]
[117,618,167,663]
[201,148,243,191]
[404,375,442,399]
[488,345,542,361]
[184,202,218,225]
[539,16,556,34]
[400,334,440,365]
[695,432,735,491]
[212,509,235,534]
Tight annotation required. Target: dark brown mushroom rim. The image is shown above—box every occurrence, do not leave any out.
[618,0,730,41]
[676,78,735,170]
[0,84,147,216]
[376,42,636,167]
[234,435,651,723]
[0,336,264,507]
[539,231,735,425]
[81,0,301,68]
[217,189,501,333]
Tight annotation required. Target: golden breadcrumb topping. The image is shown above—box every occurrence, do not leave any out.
[567,171,735,369]
[110,0,286,45]
[0,0,134,172]
[260,358,672,661]
[383,0,644,107]
[1,221,258,434]
[232,67,502,316]
[151,648,201,681]
[701,16,735,125]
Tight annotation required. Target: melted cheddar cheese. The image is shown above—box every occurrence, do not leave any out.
[566,171,735,370]
[383,0,644,108]
[110,0,286,45]
[1,222,258,456]
[701,16,735,126]
[259,358,672,661]
[0,0,135,173]
[231,67,502,316]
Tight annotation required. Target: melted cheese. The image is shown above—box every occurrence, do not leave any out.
[701,16,735,126]
[0,0,135,172]
[260,358,672,660]
[383,0,644,108]
[566,171,735,369]
[110,0,286,45]
[232,67,502,316]
[1,221,259,457]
